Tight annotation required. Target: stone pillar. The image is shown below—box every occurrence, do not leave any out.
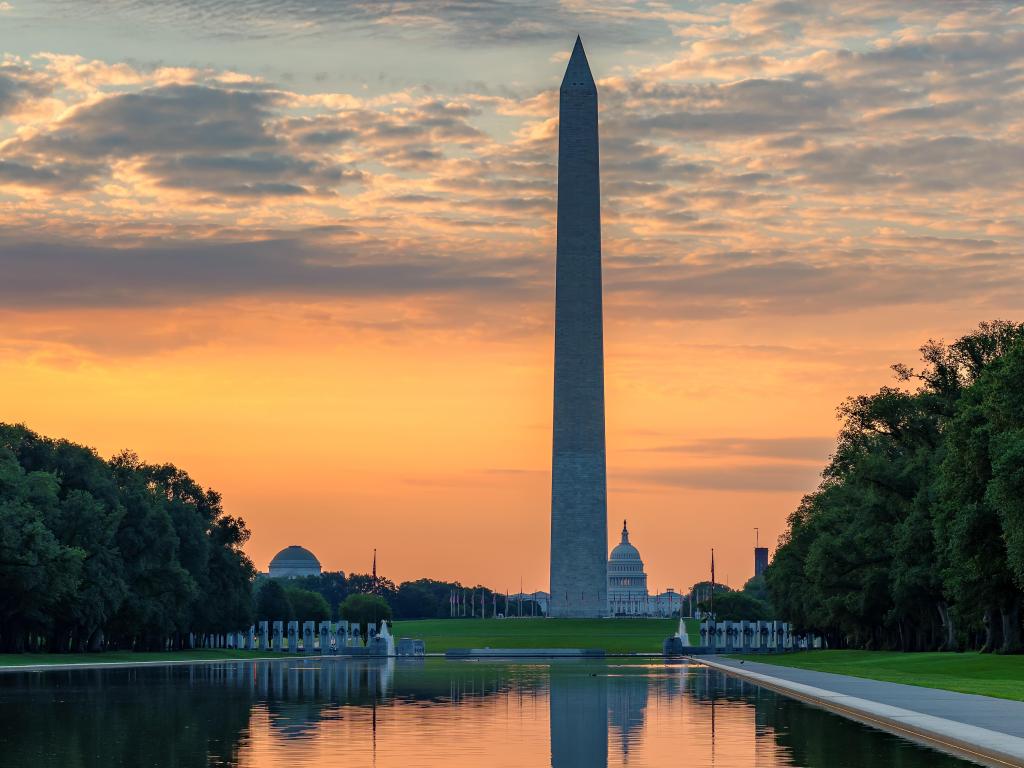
[272,621,282,652]
[287,621,299,653]
[303,621,315,654]
[258,621,268,651]
[319,621,330,653]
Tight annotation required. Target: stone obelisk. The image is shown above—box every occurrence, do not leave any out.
[549,36,608,619]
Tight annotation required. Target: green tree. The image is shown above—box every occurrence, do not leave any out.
[255,579,293,621]
[767,322,1024,652]
[394,579,445,619]
[285,586,330,622]
[741,575,770,605]
[698,591,770,621]
[0,423,258,653]
[340,593,392,638]
[977,340,1024,592]
[287,571,348,617]
[0,447,84,652]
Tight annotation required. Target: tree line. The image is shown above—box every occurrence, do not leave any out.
[0,423,255,652]
[766,322,1024,653]
[254,574,542,623]
[0,419,542,655]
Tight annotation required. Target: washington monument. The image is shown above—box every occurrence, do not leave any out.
[549,37,608,618]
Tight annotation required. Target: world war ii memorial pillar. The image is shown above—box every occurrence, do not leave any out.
[549,37,609,618]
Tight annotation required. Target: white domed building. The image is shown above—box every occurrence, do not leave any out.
[607,521,684,617]
[268,545,322,578]
[607,520,649,615]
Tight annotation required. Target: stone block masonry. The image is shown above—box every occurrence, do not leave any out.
[549,36,609,619]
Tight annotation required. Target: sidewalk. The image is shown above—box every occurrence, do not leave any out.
[698,656,1024,767]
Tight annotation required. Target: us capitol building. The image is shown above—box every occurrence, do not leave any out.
[607,520,682,617]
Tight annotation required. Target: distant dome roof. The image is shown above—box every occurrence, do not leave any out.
[609,520,642,561]
[269,545,321,569]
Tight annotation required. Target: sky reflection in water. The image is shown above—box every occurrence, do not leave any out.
[0,658,982,767]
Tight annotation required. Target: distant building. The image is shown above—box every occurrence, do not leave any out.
[268,545,322,578]
[754,547,770,578]
[507,591,549,615]
[606,521,681,617]
[608,520,648,615]
[648,589,684,617]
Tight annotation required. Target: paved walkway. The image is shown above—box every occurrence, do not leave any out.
[698,656,1024,767]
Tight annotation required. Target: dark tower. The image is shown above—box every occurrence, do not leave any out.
[754,547,769,578]
[549,37,608,618]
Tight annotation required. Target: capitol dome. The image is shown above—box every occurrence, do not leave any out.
[268,545,322,578]
[609,525,642,563]
[607,520,649,615]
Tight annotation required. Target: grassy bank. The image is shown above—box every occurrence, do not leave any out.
[729,650,1024,702]
[392,617,695,654]
[1,618,698,666]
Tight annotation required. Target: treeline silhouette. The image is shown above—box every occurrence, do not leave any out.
[254,573,544,622]
[0,424,254,652]
[767,321,1024,653]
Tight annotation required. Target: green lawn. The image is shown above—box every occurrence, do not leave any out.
[392,617,695,654]
[730,650,1024,702]
[0,649,278,668]
[0,618,698,666]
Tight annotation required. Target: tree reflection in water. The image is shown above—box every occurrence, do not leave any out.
[0,659,981,767]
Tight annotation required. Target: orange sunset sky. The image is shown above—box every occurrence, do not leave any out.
[1,1,1022,593]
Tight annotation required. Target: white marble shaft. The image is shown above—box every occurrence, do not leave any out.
[549,36,609,619]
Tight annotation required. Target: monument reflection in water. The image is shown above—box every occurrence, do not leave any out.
[0,659,982,767]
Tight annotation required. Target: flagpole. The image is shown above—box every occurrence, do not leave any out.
[710,548,715,620]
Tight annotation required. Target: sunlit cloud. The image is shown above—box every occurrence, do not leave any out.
[0,0,1021,587]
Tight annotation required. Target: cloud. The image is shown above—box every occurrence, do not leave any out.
[633,437,834,462]
[606,256,1013,318]
[0,1,1021,327]
[0,61,52,117]
[0,84,348,197]
[0,82,495,197]
[615,463,823,493]
[36,0,679,44]
[0,233,535,309]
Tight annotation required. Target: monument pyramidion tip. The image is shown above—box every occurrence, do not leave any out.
[561,35,596,94]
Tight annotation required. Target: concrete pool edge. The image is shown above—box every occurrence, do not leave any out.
[694,656,1024,768]
[0,655,331,673]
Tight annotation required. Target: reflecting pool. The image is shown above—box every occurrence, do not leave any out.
[0,658,982,767]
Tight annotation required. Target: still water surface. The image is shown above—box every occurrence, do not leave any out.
[0,658,982,767]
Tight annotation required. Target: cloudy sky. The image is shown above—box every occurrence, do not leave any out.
[1,1,1021,592]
